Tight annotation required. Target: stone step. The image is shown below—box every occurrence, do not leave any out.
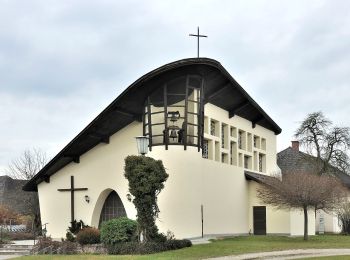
[0,244,33,255]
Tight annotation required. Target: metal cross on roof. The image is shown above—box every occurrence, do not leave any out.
[189,27,207,58]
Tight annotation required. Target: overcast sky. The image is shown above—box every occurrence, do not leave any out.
[1,0,349,174]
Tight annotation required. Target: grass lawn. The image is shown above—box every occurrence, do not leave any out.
[18,235,350,260]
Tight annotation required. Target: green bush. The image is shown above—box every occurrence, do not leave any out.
[100,217,137,245]
[76,227,100,245]
[106,239,192,254]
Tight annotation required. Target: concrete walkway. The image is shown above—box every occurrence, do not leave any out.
[0,256,21,260]
[190,237,212,245]
[11,240,36,246]
[209,249,350,259]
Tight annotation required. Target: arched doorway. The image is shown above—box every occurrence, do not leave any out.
[98,191,127,226]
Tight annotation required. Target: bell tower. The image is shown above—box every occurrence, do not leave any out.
[143,74,205,151]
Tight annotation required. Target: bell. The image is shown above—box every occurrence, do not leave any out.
[170,114,177,122]
[170,129,177,140]
[169,111,180,123]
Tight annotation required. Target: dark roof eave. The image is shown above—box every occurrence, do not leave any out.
[245,170,276,185]
[23,58,281,191]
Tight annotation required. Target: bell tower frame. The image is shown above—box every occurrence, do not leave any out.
[143,74,205,152]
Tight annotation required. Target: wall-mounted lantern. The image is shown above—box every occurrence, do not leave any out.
[135,136,149,155]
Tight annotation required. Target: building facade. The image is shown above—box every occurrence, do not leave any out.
[24,58,315,239]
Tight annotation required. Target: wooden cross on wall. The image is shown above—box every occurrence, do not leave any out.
[58,176,88,224]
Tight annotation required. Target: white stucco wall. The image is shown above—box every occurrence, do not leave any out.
[37,121,141,238]
[248,181,290,235]
[150,146,250,237]
[38,103,303,239]
[315,210,341,233]
[290,210,315,236]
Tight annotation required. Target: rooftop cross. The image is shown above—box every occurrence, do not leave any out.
[189,27,207,58]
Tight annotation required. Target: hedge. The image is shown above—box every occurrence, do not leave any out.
[106,239,192,254]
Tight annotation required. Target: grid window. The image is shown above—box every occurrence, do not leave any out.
[238,131,243,149]
[202,140,209,159]
[210,120,216,136]
[259,154,263,172]
[221,125,225,148]
[99,191,126,227]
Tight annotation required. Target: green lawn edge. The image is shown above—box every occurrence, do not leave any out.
[18,235,350,260]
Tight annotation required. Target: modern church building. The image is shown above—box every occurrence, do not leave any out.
[23,58,315,239]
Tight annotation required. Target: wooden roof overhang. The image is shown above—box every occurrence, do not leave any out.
[23,58,282,191]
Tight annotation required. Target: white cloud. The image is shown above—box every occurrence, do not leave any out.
[1,0,349,172]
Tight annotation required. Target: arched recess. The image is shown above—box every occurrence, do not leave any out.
[90,189,127,228]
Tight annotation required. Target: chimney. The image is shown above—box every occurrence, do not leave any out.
[291,141,299,151]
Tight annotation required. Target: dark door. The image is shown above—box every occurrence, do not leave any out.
[253,206,266,235]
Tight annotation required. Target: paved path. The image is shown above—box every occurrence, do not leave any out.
[209,249,350,259]
[0,256,21,260]
[12,240,35,246]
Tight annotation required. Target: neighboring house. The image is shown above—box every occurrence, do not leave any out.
[278,141,350,233]
[23,58,315,239]
[0,175,37,216]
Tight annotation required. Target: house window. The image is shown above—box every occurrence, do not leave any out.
[210,120,216,136]
[253,136,257,148]
[202,140,209,159]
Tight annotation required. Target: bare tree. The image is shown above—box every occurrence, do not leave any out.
[337,202,350,234]
[295,111,350,174]
[3,148,48,231]
[5,148,47,180]
[257,171,348,240]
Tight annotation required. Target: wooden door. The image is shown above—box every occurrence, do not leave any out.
[253,206,266,235]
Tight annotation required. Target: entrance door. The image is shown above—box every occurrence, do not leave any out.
[253,206,266,235]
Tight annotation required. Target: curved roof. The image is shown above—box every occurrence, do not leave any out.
[23,57,281,191]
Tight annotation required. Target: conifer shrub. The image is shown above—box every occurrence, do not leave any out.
[124,155,168,242]
[76,227,100,245]
[100,217,137,245]
[66,219,89,242]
